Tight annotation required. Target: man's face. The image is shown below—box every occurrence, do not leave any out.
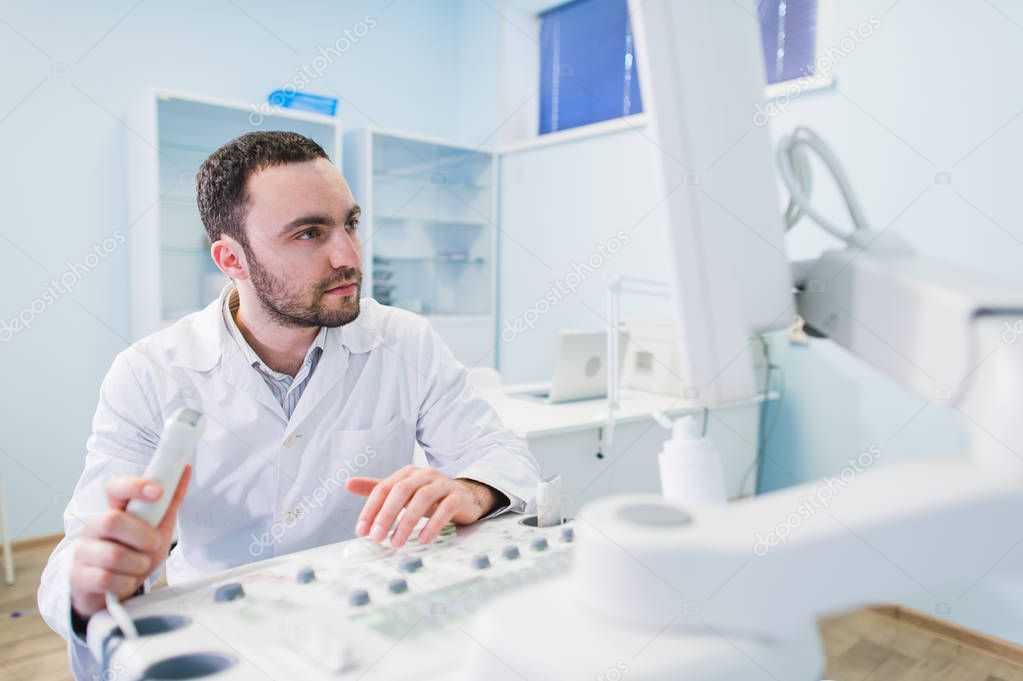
[238,158,363,328]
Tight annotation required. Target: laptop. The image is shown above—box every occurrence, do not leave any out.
[517,330,615,403]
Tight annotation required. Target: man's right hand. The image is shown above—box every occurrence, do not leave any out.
[70,465,191,620]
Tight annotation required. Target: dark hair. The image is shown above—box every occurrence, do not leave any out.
[196,131,329,246]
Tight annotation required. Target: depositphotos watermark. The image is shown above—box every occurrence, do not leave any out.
[249,445,377,556]
[1002,319,1023,344]
[753,14,882,126]
[0,230,126,342]
[501,229,632,343]
[92,659,126,681]
[595,660,630,681]
[753,444,883,556]
[249,14,377,125]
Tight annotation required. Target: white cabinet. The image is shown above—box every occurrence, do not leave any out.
[127,89,342,338]
[343,129,498,368]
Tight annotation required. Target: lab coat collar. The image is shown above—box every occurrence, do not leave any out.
[169,283,382,373]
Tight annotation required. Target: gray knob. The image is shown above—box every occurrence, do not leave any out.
[561,526,574,542]
[214,583,245,602]
[296,568,316,583]
[400,556,424,572]
[388,578,408,594]
[531,537,548,551]
[501,545,520,560]
[349,589,370,606]
[471,554,491,570]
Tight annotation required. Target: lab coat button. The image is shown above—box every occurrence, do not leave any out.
[283,434,296,448]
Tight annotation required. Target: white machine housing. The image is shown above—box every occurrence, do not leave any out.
[795,230,1023,407]
[462,1,1023,680]
[635,0,794,405]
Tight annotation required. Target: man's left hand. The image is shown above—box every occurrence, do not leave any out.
[346,466,503,547]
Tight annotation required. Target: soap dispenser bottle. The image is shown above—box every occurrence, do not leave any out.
[653,412,727,506]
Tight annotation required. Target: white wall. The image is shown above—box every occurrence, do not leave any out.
[498,123,674,382]
[0,0,490,539]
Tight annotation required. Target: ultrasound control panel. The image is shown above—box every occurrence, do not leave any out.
[88,515,574,680]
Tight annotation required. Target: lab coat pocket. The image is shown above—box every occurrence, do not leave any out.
[330,415,416,506]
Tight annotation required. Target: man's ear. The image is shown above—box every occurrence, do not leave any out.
[210,236,249,281]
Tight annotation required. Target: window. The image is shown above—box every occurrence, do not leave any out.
[535,0,831,133]
[757,0,836,95]
[538,0,643,135]
[757,0,819,84]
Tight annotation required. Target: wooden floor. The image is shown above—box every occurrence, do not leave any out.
[4,536,1023,681]
[821,608,1023,681]
[0,539,74,681]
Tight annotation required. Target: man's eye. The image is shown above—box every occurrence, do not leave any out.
[297,228,319,240]
[346,220,359,232]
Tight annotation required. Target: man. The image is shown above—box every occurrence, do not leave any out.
[38,131,540,678]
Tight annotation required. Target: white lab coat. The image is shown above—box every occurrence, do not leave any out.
[37,285,540,679]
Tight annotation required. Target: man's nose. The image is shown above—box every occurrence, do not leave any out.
[329,228,361,270]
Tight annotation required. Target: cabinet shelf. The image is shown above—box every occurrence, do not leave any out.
[374,256,488,264]
[371,150,489,179]
[130,89,342,338]
[372,171,491,191]
[372,215,488,229]
[162,141,217,155]
[346,128,497,366]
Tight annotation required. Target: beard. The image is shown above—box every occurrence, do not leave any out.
[245,249,362,328]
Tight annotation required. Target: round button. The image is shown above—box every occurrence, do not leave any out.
[561,527,574,542]
[471,554,491,570]
[531,537,548,551]
[349,589,370,606]
[501,545,520,560]
[388,578,408,594]
[214,583,245,602]
[296,568,316,584]
[400,556,423,572]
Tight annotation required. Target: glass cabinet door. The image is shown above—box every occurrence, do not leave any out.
[155,96,338,324]
[369,133,493,316]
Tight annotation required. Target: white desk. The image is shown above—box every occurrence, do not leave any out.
[479,383,776,513]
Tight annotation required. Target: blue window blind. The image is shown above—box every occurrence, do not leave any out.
[757,0,819,84]
[538,0,643,135]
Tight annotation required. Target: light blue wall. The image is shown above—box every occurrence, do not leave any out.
[495,0,1023,639]
[755,0,1023,639]
[758,0,1021,489]
[0,0,486,539]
